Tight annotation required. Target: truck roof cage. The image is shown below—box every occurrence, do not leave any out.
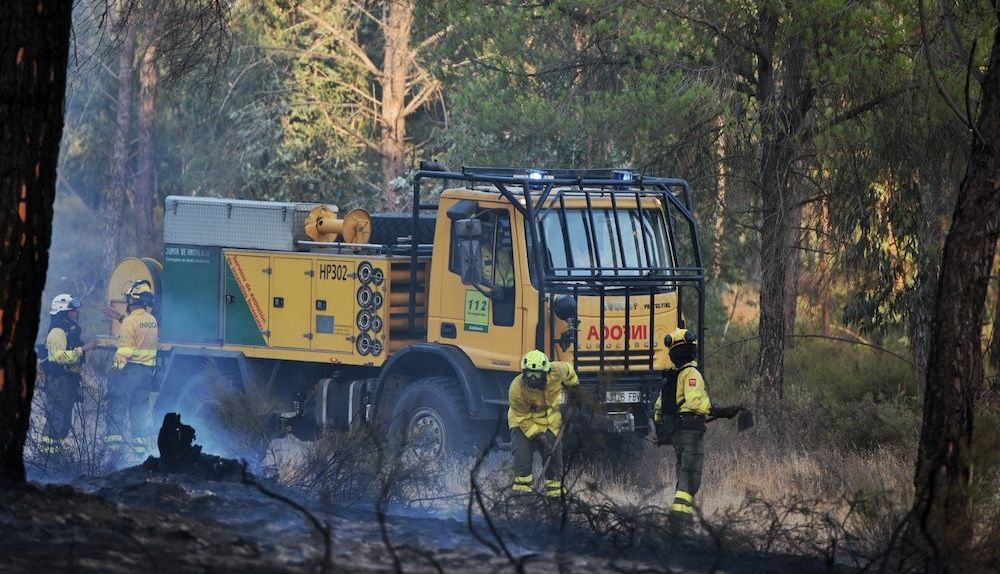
[462,166,638,181]
[409,162,706,372]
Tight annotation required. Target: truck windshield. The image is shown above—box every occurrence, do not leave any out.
[539,208,672,277]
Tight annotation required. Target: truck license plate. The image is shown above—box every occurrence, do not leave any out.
[605,390,641,404]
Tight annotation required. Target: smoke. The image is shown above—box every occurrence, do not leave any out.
[38,190,113,341]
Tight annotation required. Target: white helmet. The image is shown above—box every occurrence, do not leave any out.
[49,293,81,315]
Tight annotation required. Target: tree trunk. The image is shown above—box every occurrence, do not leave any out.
[990,262,1000,369]
[783,200,803,347]
[909,24,1000,571]
[104,17,136,275]
[135,14,159,257]
[912,179,944,381]
[712,115,727,285]
[817,197,832,334]
[757,143,791,405]
[755,6,815,406]
[755,6,785,406]
[379,0,412,211]
[0,0,73,485]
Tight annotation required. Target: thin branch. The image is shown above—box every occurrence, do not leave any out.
[809,84,916,139]
[707,333,914,366]
[241,465,332,574]
[938,0,985,83]
[659,4,758,57]
[402,81,441,117]
[296,5,381,77]
[414,23,454,55]
[917,0,986,144]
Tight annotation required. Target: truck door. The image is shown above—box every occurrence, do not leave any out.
[431,206,522,371]
[311,258,357,354]
[269,257,313,349]
[223,252,270,346]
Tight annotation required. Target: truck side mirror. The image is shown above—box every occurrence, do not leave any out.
[454,218,484,285]
[458,238,483,285]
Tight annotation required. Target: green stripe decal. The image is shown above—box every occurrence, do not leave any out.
[223,260,267,347]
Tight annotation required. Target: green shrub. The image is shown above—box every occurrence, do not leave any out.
[706,334,921,451]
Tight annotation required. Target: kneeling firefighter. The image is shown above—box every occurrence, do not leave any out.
[40,294,99,453]
[508,350,579,497]
[655,328,753,516]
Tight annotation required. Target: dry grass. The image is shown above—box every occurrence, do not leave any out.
[26,362,131,480]
[566,430,914,531]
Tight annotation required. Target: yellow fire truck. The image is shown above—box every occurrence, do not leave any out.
[106,163,705,459]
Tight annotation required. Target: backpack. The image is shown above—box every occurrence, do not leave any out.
[657,369,681,443]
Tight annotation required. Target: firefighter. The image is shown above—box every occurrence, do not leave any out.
[508,349,579,497]
[654,328,711,517]
[106,280,158,452]
[40,294,98,453]
[481,228,514,291]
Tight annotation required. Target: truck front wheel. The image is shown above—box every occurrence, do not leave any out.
[387,377,473,463]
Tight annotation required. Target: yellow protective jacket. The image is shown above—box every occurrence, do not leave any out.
[113,308,158,368]
[46,327,83,374]
[654,361,711,423]
[508,362,579,438]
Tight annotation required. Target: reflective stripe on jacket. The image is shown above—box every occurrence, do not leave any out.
[113,308,158,368]
[507,362,579,438]
[46,327,82,373]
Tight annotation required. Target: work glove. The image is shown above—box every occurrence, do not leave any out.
[709,405,755,431]
[525,424,544,439]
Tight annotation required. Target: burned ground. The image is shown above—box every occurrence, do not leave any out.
[0,459,858,574]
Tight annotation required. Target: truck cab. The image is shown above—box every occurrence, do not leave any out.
[392,165,705,451]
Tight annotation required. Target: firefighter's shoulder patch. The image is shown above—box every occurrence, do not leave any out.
[688,378,698,387]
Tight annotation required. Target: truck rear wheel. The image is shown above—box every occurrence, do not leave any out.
[387,377,474,463]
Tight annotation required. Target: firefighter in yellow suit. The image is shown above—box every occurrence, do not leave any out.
[654,328,711,516]
[508,350,579,497]
[106,280,158,451]
[41,294,98,453]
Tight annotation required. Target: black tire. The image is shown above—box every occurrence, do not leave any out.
[386,377,476,463]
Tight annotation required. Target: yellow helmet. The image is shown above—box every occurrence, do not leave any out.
[125,280,155,307]
[521,349,551,373]
[664,328,696,350]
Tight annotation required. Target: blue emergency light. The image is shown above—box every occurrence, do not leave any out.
[613,169,635,190]
[526,169,551,190]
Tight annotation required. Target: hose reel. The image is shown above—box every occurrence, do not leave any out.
[304,205,372,244]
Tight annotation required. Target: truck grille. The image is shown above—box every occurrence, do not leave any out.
[575,349,655,371]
